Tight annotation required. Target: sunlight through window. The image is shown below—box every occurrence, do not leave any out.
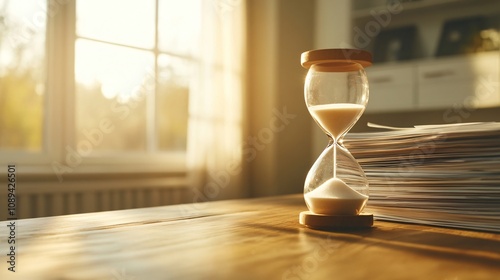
[0,0,45,151]
[76,0,155,49]
[75,0,199,152]
[158,0,201,56]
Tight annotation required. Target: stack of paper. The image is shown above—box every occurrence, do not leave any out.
[344,122,500,233]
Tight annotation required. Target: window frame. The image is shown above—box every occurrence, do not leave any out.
[1,0,189,177]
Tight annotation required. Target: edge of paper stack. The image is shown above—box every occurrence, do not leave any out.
[344,122,500,233]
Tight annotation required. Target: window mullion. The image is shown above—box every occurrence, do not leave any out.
[65,0,76,158]
[148,0,160,153]
[45,0,75,165]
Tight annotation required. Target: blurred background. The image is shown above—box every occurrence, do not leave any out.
[1,0,499,219]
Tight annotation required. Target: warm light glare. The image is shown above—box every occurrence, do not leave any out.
[0,0,45,151]
[75,39,154,101]
[0,1,46,75]
[158,0,201,55]
[76,0,155,49]
[74,0,201,152]
[75,0,201,101]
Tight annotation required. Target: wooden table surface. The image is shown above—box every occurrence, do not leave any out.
[1,194,500,280]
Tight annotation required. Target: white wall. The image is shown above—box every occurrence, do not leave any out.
[315,0,352,48]
[246,0,315,197]
[312,0,353,159]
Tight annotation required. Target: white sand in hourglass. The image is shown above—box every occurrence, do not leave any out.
[309,103,365,139]
[305,178,368,215]
[306,103,368,216]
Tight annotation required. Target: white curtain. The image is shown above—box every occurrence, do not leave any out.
[187,0,247,202]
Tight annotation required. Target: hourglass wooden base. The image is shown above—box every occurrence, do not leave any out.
[299,211,373,230]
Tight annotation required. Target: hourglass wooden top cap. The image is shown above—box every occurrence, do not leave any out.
[301,49,372,72]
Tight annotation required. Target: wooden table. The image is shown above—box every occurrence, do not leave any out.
[1,194,499,279]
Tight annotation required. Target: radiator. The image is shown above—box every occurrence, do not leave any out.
[1,177,191,221]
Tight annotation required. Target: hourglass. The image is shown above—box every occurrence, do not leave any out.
[299,49,373,229]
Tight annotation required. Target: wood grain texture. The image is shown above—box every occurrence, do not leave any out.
[1,194,499,280]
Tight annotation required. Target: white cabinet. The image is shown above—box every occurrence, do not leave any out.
[366,64,415,112]
[417,52,500,109]
[365,51,500,112]
[345,0,500,112]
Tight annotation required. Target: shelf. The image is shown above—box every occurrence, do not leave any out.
[345,0,500,112]
[352,0,484,19]
[371,50,499,67]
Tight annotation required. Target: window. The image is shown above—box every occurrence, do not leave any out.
[0,1,45,152]
[0,0,207,177]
